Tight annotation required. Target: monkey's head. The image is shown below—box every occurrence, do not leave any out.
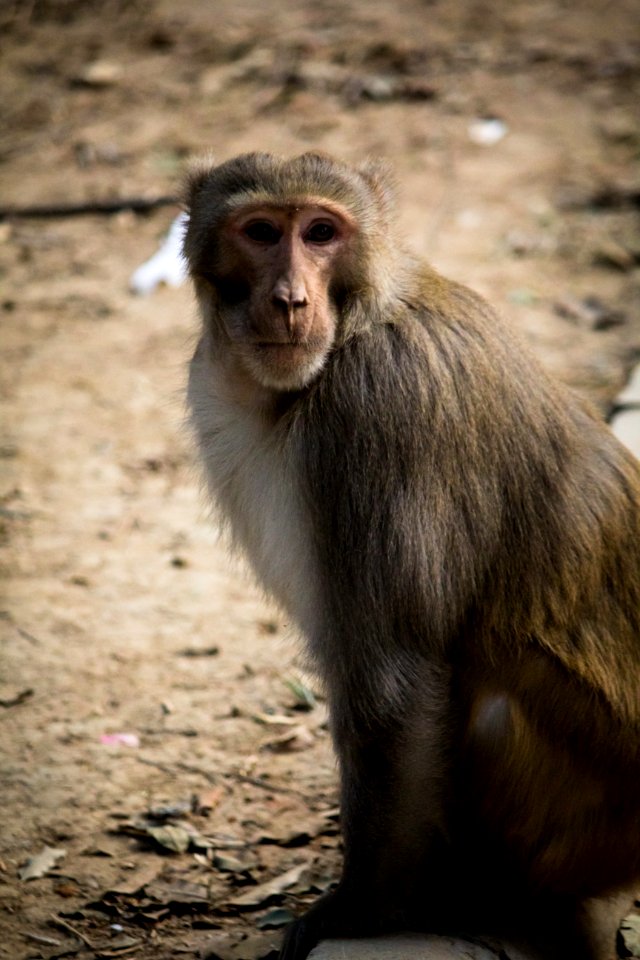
[183,152,397,392]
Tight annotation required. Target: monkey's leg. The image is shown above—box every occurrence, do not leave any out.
[464,687,639,960]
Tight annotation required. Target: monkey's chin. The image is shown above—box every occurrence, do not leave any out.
[243,343,329,392]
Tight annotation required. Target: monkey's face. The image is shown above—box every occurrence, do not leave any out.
[198,203,356,392]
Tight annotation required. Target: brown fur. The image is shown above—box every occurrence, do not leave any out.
[183,152,640,960]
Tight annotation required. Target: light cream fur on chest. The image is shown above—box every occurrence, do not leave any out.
[188,345,320,638]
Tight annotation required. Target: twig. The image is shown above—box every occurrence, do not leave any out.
[0,688,33,708]
[230,772,299,795]
[136,755,218,784]
[0,195,179,221]
[135,755,305,795]
[17,626,40,645]
[49,914,96,949]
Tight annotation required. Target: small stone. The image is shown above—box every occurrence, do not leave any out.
[593,240,635,272]
[599,112,639,145]
[76,60,123,87]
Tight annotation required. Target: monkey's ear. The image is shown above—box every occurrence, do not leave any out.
[358,158,397,221]
[182,155,217,213]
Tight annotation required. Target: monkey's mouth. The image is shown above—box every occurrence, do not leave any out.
[254,341,315,357]
[254,342,317,371]
[257,340,305,349]
[242,339,330,391]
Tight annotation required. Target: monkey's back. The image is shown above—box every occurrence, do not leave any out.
[294,280,640,893]
[295,272,640,729]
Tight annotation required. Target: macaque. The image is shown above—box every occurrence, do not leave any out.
[183,152,640,960]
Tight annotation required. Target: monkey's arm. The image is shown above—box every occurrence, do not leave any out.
[280,323,487,957]
[280,664,456,960]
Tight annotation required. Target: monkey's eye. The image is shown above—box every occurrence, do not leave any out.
[305,222,336,244]
[243,221,281,244]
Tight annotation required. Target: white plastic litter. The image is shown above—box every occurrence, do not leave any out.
[129,211,189,295]
[467,117,508,146]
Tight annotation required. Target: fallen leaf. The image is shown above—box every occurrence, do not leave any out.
[19,846,66,881]
[261,726,315,753]
[143,876,212,908]
[146,824,192,853]
[212,852,257,874]
[257,812,337,848]
[196,833,245,850]
[84,838,122,857]
[283,678,316,711]
[256,907,295,929]
[94,934,141,956]
[252,713,299,727]
[109,860,162,895]
[114,814,209,853]
[147,800,191,820]
[228,863,308,910]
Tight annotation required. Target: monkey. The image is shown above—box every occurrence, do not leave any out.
[182,152,640,960]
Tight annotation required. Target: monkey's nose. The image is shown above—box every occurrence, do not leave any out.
[271,278,308,311]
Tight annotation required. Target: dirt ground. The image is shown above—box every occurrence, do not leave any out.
[1,2,639,959]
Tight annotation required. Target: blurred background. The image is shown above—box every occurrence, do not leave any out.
[1,2,639,958]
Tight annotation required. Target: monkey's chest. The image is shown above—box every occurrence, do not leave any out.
[191,386,319,637]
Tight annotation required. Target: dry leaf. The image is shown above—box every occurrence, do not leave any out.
[19,846,66,881]
[110,860,162,895]
[143,876,211,907]
[212,852,256,874]
[228,863,308,909]
[256,907,295,929]
[261,726,314,753]
[147,824,192,853]
[253,713,299,727]
[283,678,316,710]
